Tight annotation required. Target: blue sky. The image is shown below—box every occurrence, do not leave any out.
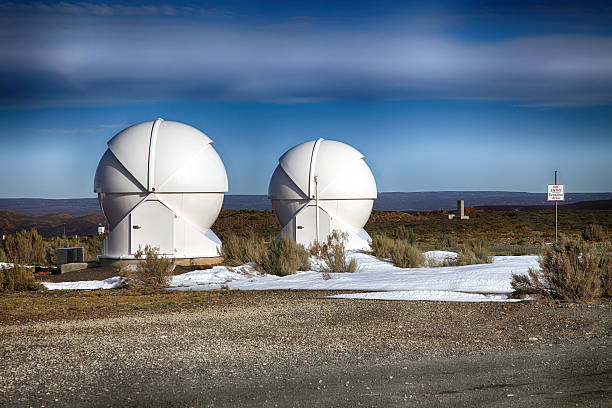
[1,0,611,197]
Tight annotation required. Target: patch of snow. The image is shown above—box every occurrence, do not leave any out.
[41,277,123,290]
[326,290,521,302]
[37,250,539,302]
[172,252,538,295]
[169,263,259,290]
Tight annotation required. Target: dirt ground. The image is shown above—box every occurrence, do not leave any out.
[1,291,610,407]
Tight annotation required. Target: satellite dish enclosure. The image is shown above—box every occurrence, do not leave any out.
[94,118,228,260]
[268,138,377,250]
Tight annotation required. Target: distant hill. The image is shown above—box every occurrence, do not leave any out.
[475,199,612,211]
[373,191,612,212]
[0,210,105,237]
[1,191,611,217]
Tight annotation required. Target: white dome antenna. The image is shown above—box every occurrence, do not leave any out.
[268,139,377,250]
[94,119,228,263]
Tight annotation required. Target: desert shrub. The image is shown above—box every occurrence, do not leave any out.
[3,229,46,265]
[1,265,44,292]
[121,245,175,288]
[370,234,395,259]
[319,231,358,273]
[511,236,611,302]
[395,226,416,244]
[390,240,425,268]
[453,239,492,266]
[258,236,310,276]
[440,234,458,249]
[219,232,267,266]
[582,224,605,242]
[309,239,325,258]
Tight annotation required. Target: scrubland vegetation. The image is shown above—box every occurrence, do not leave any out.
[1,265,44,293]
[317,231,359,274]
[0,207,610,302]
[0,229,104,265]
[511,235,611,302]
[119,245,175,288]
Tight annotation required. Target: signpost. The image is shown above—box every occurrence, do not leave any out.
[547,170,564,243]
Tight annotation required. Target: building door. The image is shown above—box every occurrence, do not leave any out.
[295,205,330,248]
[130,200,174,255]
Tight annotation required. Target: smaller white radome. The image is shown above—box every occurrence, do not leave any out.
[268,138,377,250]
[94,118,228,259]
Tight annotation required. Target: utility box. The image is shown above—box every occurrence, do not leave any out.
[57,247,84,267]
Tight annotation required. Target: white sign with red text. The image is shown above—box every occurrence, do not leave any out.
[547,184,564,201]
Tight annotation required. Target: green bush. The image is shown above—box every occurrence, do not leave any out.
[2,229,47,265]
[258,236,310,276]
[370,234,395,259]
[1,265,44,292]
[121,245,175,288]
[219,232,267,266]
[319,231,358,273]
[511,236,611,302]
[440,234,458,249]
[454,239,492,266]
[395,226,416,244]
[390,240,425,268]
[582,224,605,242]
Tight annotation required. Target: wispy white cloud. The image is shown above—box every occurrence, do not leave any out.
[39,123,129,134]
[1,9,611,108]
[0,2,226,17]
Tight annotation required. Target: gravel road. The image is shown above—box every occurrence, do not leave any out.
[1,291,611,407]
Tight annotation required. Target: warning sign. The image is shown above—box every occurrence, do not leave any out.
[547,184,564,201]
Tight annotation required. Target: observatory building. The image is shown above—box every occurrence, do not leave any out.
[94,118,227,263]
[268,138,377,250]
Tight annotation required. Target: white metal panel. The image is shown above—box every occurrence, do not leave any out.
[268,166,308,200]
[271,198,309,227]
[315,140,377,199]
[94,150,146,193]
[156,145,228,193]
[99,192,148,229]
[153,121,216,191]
[107,121,153,190]
[278,140,316,198]
[130,201,174,255]
[159,192,224,233]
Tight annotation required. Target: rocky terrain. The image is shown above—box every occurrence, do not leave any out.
[1,291,610,407]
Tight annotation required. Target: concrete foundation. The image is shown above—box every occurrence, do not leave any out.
[60,262,88,274]
[99,256,224,269]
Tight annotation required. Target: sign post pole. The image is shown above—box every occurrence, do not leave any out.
[555,171,558,243]
[547,171,564,244]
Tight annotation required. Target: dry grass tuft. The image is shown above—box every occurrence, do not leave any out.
[317,231,359,273]
[258,236,310,276]
[389,240,425,268]
[219,232,267,266]
[120,245,175,288]
[452,239,492,266]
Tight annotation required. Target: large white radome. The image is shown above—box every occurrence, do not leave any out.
[268,138,377,250]
[94,118,228,259]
